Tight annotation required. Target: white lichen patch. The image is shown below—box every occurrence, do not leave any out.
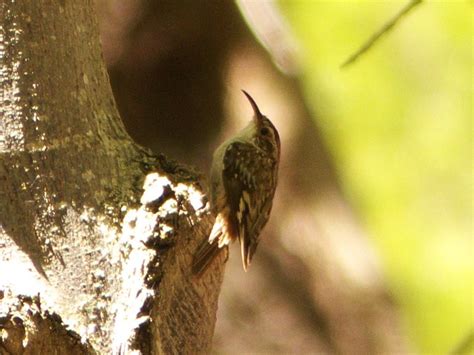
[140,173,170,205]
[112,171,207,354]
[159,223,174,239]
[112,210,157,353]
[140,173,207,214]
[175,182,206,213]
[120,209,158,248]
[160,198,177,214]
[111,173,176,352]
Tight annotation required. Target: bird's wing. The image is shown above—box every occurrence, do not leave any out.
[222,142,277,270]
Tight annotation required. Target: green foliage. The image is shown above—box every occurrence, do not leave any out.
[280,1,472,353]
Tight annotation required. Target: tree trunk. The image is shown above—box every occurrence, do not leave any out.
[0,1,223,353]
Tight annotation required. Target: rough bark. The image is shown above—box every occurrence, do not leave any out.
[0,1,223,353]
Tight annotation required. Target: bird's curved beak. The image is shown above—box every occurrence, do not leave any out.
[242,90,263,122]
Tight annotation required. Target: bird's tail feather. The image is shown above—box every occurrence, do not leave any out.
[192,239,223,276]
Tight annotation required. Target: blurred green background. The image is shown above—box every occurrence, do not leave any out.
[280,1,472,353]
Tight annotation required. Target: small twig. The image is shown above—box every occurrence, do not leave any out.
[341,0,423,68]
[450,329,474,355]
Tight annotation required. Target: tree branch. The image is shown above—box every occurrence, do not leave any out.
[341,0,423,68]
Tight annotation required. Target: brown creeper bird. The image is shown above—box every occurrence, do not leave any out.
[192,91,280,274]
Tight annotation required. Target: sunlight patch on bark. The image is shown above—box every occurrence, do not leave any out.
[0,18,25,152]
[0,226,51,301]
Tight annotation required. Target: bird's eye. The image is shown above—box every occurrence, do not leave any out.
[260,127,270,136]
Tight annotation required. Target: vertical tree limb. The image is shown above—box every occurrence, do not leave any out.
[0,1,224,353]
